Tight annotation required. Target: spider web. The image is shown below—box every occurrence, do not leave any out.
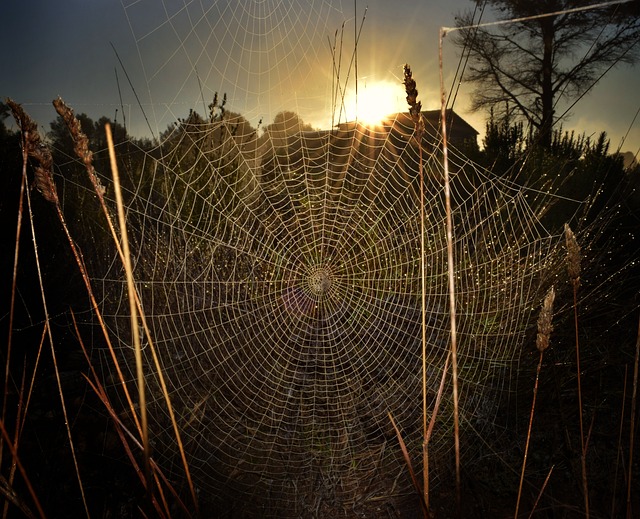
[87,1,569,515]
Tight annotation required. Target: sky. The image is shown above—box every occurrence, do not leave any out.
[2,0,639,154]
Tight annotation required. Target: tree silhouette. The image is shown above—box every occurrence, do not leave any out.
[260,111,315,149]
[454,0,640,146]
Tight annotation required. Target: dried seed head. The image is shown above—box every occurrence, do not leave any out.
[536,286,555,353]
[53,97,92,164]
[52,97,105,196]
[7,98,58,204]
[564,224,581,288]
[403,64,424,136]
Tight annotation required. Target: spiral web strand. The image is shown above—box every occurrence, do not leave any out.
[86,1,567,515]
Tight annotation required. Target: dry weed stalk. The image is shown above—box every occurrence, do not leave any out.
[104,123,151,496]
[6,99,90,517]
[6,100,194,516]
[403,64,425,140]
[52,97,106,197]
[565,223,589,518]
[628,315,640,519]
[515,286,555,518]
[0,419,45,519]
[527,464,555,519]
[70,311,190,518]
[1,101,28,491]
[49,97,197,514]
[1,325,47,519]
[40,100,145,440]
[403,64,431,515]
[104,123,199,515]
[5,99,57,204]
[439,25,462,511]
[388,412,429,518]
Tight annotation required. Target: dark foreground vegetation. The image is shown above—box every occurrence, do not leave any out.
[0,99,639,518]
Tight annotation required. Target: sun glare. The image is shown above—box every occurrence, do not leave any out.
[339,80,404,126]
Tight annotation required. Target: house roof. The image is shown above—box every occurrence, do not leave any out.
[334,108,478,145]
[421,109,478,138]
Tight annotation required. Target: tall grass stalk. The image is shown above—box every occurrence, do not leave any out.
[7,101,91,517]
[403,63,438,516]
[526,464,554,519]
[1,164,27,519]
[439,29,461,512]
[403,63,430,513]
[104,123,151,494]
[611,366,628,517]
[6,103,185,515]
[104,123,199,514]
[0,418,45,519]
[70,310,190,518]
[11,99,166,514]
[50,98,144,439]
[388,411,429,518]
[565,224,589,518]
[50,98,197,512]
[1,327,44,519]
[627,314,640,518]
[0,157,26,480]
[515,286,555,518]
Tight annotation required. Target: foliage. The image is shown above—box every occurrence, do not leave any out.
[475,112,631,233]
[259,110,315,150]
[454,0,640,145]
[155,101,258,235]
[0,102,22,178]
[261,110,315,135]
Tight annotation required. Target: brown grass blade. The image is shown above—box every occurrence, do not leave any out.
[105,123,199,514]
[627,313,640,519]
[47,98,198,513]
[23,166,90,519]
[404,63,431,511]
[388,411,429,518]
[1,158,27,476]
[7,102,90,517]
[438,30,462,511]
[104,123,151,499]
[0,421,45,519]
[48,99,143,441]
[526,465,555,519]
[3,323,46,519]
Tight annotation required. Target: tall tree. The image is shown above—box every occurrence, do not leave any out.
[454,0,640,146]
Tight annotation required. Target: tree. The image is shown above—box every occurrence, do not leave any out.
[49,112,129,175]
[262,111,314,134]
[454,0,640,146]
[0,101,12,140]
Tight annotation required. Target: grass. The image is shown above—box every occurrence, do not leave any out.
[565,224,589,518]
[1,98,639,518]
[515,285,555,518]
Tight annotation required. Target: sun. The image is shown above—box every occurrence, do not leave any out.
[339,80,405,126]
